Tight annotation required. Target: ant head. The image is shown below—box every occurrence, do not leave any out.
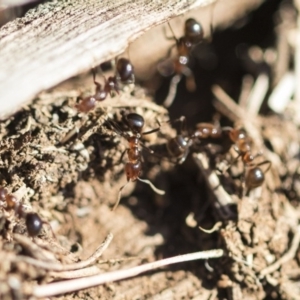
[126,113,144,133]
[184,18,204,44]
[116,58,134,82]
[245,167,265,190]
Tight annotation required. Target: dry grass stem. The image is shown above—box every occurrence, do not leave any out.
[32,249,224,297]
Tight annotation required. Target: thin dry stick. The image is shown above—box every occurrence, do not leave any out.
[15,233,113,272]
[294,0,300,123]
[238,75,254,109]
[51,266,103,279]
[33,249,224,298]
[212,85,246,121]
[246,72,269,116]
[260,225,300,277]
[50,257,141,279]
[193,153,236,220]
[163,74,182,107]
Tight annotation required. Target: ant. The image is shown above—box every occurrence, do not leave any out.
[165,117,228,164]
[76,58,135,113]
[164,118,271,191]
[107,113,165,211]
[159,18,207,107]
[225,128,271,191]
[0,187,54,238]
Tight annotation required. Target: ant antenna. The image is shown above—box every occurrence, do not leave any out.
[167,21,178,41]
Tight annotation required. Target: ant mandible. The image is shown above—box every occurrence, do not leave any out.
[107,113,165,211]
[0,187,54,238]
[76,58,135,113]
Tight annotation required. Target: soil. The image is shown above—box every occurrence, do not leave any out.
[1,0,300,299]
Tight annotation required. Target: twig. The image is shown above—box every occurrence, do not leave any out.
[260,225,300,277]
[238,75,254,109]
[50,257,141,279]
[32,249,224,297]
[199,221,223,234]
[193,153,236,220]
[163,74,182,107]
[15,233,113,272]
[268,72,295,113]
[212,85,246,121]
[246,72,269,116]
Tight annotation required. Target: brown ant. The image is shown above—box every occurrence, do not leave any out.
[107,113,165,210]
[0,187,54,238]
[165,118,270,191]
[76,58,135,113]
[225,128,271,191]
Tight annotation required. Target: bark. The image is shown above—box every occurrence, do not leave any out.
[0,0,263,120]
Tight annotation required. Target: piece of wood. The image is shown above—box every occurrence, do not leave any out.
[0,0,263,120]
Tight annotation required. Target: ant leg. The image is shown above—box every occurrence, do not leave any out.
[137,177,165,195]
[119,149,128,163]
[142,119,161,136]
[178,148,190,164]
[42,221,56,239]
[105,118,129,140]
[140,142,154,154]
[112,181,130,211]
[255,160,272,173]
[142,127,160,136]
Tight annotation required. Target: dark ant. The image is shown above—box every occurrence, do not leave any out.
[76,58,135,113]
[0,187,54,238]
[165,118,270,191]
[107,113,165,211]
[165,118,228,164]
[159,18,207,107]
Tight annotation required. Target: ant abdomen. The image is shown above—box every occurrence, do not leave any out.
[25,213,43,237]
[245,167,265,190]
[125,161,142,181]
[116,58,135,83]
[76,96,96,113]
